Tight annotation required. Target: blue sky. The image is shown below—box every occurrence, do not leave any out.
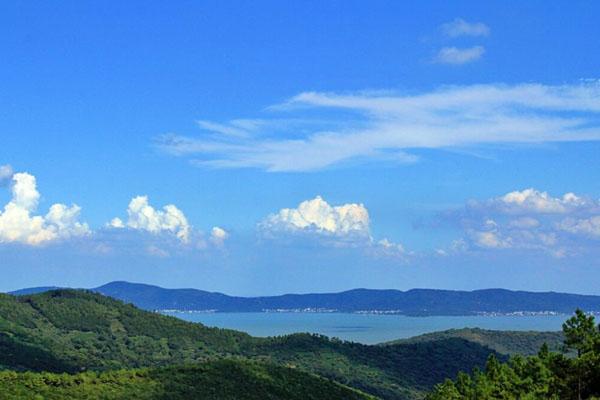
[2,1,600,295]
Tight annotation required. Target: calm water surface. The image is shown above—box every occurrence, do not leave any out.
[162,312,566,344]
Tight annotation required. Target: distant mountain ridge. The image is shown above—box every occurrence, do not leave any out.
[9,286,61,296]
[9,281,600,316]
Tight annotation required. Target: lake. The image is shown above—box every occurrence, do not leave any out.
[162,312,567,344]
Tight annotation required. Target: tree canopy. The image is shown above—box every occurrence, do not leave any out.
[427,309,600,400]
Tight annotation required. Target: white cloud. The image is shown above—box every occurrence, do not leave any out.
[559,216,600,238]
[0,164,13,186]
[109,217,125,228]
[468,226,563,256]
[470,188,588,215]
[472,230,512,249]
[468,219,513,249]
[157,82,600,172]
[111,196,191,242]
[446,188,600,257]
[374,238,408,257]
[45,204,90,238]
[441,18,490,37]
[210,226,229,246]
[108,198,231,251]
[259,196,408,258]
[261,196,369,237]
[0,172,89,245]
[434,46,485,65]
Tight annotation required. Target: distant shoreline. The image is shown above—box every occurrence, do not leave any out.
[158,309,597,317]
[11,282,600,318]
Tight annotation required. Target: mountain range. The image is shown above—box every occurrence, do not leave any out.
[9,281,600,316]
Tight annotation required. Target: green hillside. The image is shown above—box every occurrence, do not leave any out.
[0,359,374,400]
[0,290,252,372]
[384,328,565,356]
[426,310,600,399]
[0,290,505,399]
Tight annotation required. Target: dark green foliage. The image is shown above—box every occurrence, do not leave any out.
[0,290,253,371]
[386,328,565,356]
[427,309,600,400]
[563,309,597,357]
[0,359,375,400]
[249,333,499,399]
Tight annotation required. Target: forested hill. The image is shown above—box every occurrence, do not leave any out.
[384,328,565,356]
[16,280,599,316]
[0,289,501,400]
[0,360,375,400]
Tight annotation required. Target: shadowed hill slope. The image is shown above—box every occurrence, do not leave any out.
[384,328,565,356]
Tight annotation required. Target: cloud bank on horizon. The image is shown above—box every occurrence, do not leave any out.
[157,82,600,172]
[0,166,228,255]
[2,165,600,263]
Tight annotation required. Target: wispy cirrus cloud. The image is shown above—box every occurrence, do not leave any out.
[156,82,600,172]
[434,46,485,64]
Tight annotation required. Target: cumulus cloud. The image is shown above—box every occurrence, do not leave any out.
[444,188,600,257]
[441,18,490,37]
[210,226,229,246]
[434,46,485,65]
[469,188,589,215]
[0,172,89,245]
[0,164,13,186]
[109,217,125,228]
[110,196,191,242]
[261,196,370,238]
[157,82,600,172]
[259,196,408,258]
[472,230,512,249]
[559,216,600,238]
